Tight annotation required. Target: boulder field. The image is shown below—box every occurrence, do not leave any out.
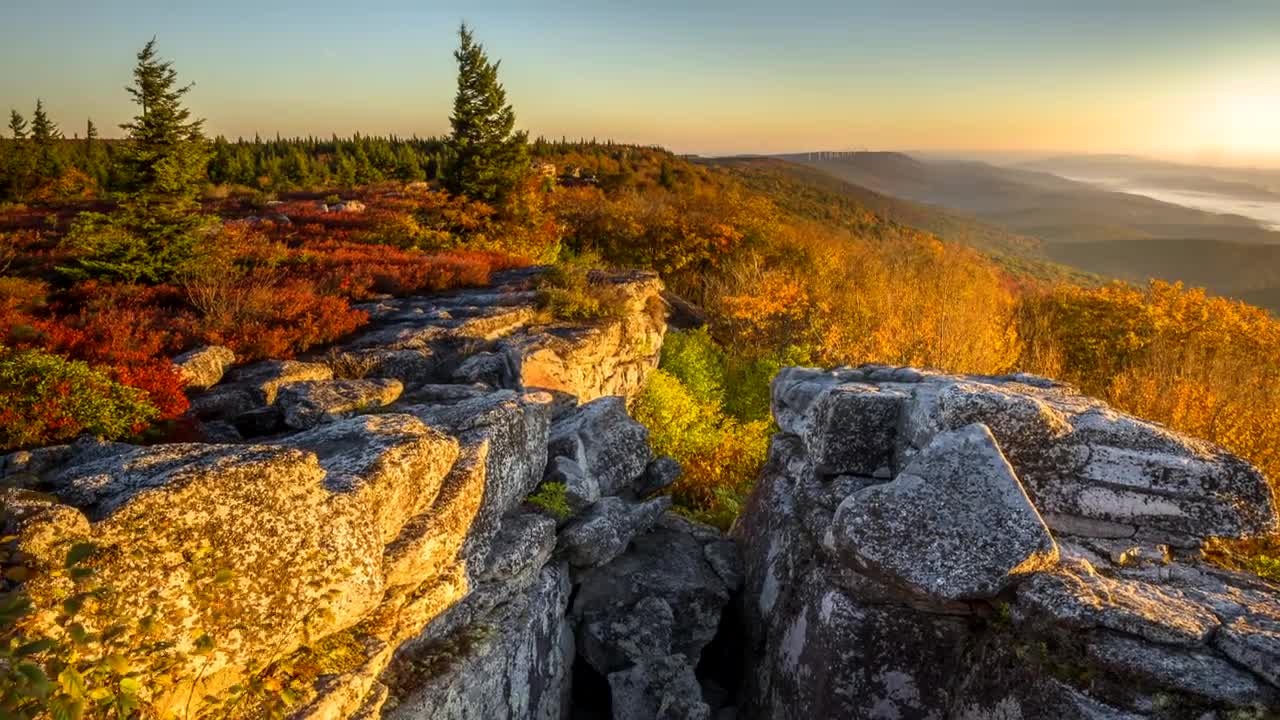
[2,269,1279,719]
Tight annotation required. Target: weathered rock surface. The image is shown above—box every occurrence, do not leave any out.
[737,365,1280,720]
[771,365,1279,542]
[829,423,1058,601]
[277,377,404,429]
[171,344,235,390]
[547,396,652,497]
[2,269,716,720]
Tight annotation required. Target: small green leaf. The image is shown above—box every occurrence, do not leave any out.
[15,637,55,656]
[64,542,97,569]
[213,567,235,585]
[192,633,215,655]
[119,676,142,696]
[59,666,88,697]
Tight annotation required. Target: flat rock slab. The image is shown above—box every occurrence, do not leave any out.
[226,359,334,404]
[558,495,672,568]
[172,345,235,391]
[1086,633,1277,706]
[1014,563,1219,646]
[277,378,404,429]
[830,423,1058,601]
[1215,615,1280,688]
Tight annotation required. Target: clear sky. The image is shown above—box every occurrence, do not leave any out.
[2,1,1279,162]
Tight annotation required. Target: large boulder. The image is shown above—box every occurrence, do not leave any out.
[546,396,651,497]
[735,365,1280,720]
[829,423,1059,601]
[172,345,235,391]
[557,495,672,568]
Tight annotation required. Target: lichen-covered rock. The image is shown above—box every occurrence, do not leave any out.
[580,595,675,674]
[1214,615,1280,688]
[1014,562,1219,645]
[171,345,234,391]
[276,378,404,429]
[608,654,711,720]
[547,396,651,497]
[634,455,681,497]
[829,423,1059,601]
[557,495,672,568]
[224,358,334,404]
[543,455,598,513]
[383,564,573,720]
[736,365,1280,720]
[270,413,459,545]
[574,513,737,671]
[771,366,1279,542]
[25,443,389,714]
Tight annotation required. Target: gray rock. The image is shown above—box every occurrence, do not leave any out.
[547,396,651,497]
[544,455,599,513]
[452,351,515,388]
[1215,615,1280,688]
[557,495,672,568]
[1086,633,1277,706]
[276,378,404,429]
[200,420,242,443]
[1014,563,1219,646]
[225,359,334,404]
[829,424,1059,601]
[232,405,282,438]
[634,456,681,497]
[385,564,573,720]
[574,514,734,669]
[608,654,710,720]
[580,596,675,674]
[188,384,259,421]
[172,345,235,391]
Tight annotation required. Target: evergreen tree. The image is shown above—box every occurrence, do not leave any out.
[63,39,214,283]
[29,100,64,182]
[444,24,528,203]
[118,39,210,202]
[29,100,62,144]
[7,110,27,140]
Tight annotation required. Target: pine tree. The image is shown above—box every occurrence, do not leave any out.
[117,39,209,208]
[29,100,64,183]
[444,24,528,203]
[63,39,214,283]
[7,111,27,140]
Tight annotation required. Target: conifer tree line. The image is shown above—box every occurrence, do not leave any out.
[0,24,564,204]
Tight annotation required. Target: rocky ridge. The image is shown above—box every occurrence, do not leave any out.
[4,267,1280,719]
[1,270,739,719]
[736,366,1280,719]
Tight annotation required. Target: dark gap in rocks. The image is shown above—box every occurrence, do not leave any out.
[696,589,747,714]
[569,651,612,720]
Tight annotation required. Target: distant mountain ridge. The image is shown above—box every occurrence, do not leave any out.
[779,150,1280,312]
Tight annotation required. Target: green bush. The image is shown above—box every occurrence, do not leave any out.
[0,346,158,450]
[535,265,628,322]
[59,209,218,285]
[527,482,571,521]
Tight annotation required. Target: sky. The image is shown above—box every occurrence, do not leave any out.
[2,1,1279,163]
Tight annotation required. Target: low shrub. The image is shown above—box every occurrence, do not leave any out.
[0,345,159,450]
[535,265,628,322]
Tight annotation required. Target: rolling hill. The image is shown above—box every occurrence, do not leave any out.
[785,151,1280,312]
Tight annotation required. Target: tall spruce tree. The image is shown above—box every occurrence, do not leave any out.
[119,39,210,203]
[444,24,528,203]
[29,100,64,182]
[63,39,213,283]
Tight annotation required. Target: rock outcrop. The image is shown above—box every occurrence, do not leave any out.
[0,269,743,720]
[737,366,1280,719]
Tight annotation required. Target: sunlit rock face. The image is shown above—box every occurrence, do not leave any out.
[0,269,737,720]
[737,366,1280,720]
